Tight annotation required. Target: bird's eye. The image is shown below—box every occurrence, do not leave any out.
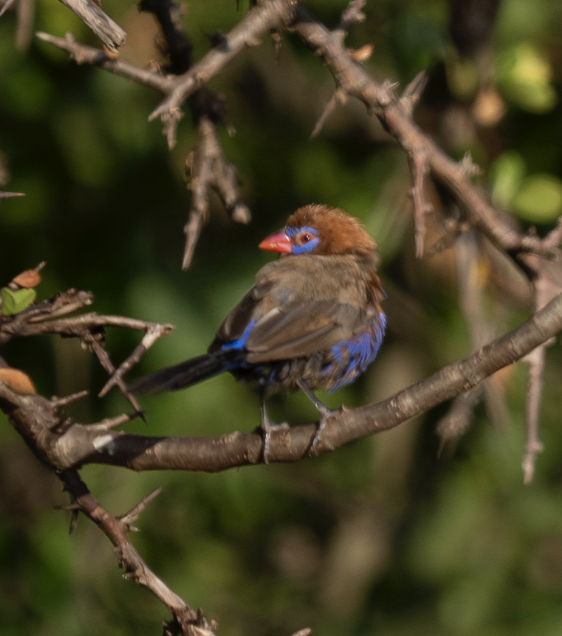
[291,228,318,251]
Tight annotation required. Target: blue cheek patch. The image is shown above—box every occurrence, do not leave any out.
[293,237,320,254]
[286,226,320,254]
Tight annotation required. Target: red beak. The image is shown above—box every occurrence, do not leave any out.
[258,231,292,253]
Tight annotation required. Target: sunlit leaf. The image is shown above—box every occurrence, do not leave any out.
[490,151,527,208]
[512,174,562,222]
[1,287,36,315]
[497,43,557,113]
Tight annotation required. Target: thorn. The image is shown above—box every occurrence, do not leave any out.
[310,88,347,139]
[87,412,137,431]
[120,487,163,526]
[400,71,428,116]
[0,0,16,18]
[378,79,399,106]
[0,191,25,200]
[51,390,89,408]
[231,203,251,224]
[459,152,482,178]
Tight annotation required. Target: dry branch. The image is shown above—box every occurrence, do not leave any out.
[58,469,215,636]
[3,290,562,474]
[183,116,251,268]
[35,32,172,91]
[148,0,299,141]
[56,0,126,54]
[0,288,173,412]
[291,5,558,262]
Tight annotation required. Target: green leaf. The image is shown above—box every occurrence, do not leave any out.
[497,43,557,113]
[1,287,36,316]
[512,174,562,223]
[490,151,527,208]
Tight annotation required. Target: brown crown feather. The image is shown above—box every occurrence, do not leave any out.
[286,204,377,259]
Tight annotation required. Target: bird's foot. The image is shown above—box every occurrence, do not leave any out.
[260,419,290,464]
[310,406,339,454]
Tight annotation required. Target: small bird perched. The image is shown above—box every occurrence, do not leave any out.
[130,204,386,459]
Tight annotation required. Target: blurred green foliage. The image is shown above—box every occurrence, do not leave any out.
[1,0,562,635]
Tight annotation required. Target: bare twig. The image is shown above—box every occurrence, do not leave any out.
[334,0,366,40]
[436,387,482,456]
[99,322,173,397]
[310,87,347,138]
[56,0,126,54]
[518,252,562,482]
[400,71,428,117]
[148,0,299,142]
[0,289,173,411]
[82,333,144,414]
[51,390,89,409]
[408,149,430,257]
[0,190,25,199]
[183,116,250,269]
[87,412,135,432]
[36,1,558,266]
[522,346,546,484]
[58,470,213,636]
[119,487,162,526]
[15,0,35,50]
[0,289,93,343]
[456,232,509,429]
[35,32,172,92]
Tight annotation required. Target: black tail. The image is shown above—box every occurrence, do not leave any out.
[129,349,245,396]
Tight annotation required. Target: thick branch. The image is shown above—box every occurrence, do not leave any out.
[3,291,562,473]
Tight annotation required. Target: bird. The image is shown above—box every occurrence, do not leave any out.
[130,204,386,460]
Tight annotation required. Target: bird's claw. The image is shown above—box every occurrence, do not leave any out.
[310,419,326,454]
[310,407,338,454]
[261,420,290,464]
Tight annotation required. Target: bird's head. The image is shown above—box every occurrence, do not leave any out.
[259,204,377,260]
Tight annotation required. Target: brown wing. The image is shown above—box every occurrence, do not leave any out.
[209,254,374,360]
[244,300,360,362]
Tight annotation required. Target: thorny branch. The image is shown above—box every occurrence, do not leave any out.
[23,0,542,252]
[0,277,557,632]
[184,116,251,268]
[290,5,557,261]
[138,0,250,266]
[5,0,562,629]
[56,0,126,54]
[36,0,559,265]
[57,470,214,636]
[3,290,562,474]
[35,32,172,92]
[0,286,173,412]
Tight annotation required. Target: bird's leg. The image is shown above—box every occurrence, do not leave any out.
[297,379,337,452]
[259,388,289,463]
